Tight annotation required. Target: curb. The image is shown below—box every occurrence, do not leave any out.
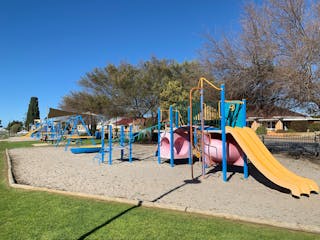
[5,149,320,234]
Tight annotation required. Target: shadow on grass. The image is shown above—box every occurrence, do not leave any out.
[78,161,292,239]
[77,175,202,239]
[77,201,142,240]
[151,176,201,203]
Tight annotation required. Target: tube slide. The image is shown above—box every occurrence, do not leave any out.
[203,134,244,167]
[159,128,190,159]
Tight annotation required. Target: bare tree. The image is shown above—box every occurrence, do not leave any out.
[201,0,320,115]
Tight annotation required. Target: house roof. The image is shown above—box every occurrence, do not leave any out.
[114,118,133,125]
[246,105,305,119]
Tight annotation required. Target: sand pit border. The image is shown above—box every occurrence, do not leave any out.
[5,148,320,234]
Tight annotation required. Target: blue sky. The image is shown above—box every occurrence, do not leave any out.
[0,0,243,127]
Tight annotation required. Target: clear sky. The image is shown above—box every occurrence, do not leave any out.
[0,0,243,127]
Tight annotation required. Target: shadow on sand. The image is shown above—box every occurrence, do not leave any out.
[78,161,294,239]
[207,163,290,194]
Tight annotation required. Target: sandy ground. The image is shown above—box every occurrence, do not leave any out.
[9,144,320,231]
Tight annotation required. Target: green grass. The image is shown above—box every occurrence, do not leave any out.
[0,141,319,240]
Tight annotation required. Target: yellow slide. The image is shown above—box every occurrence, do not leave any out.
[24,127,42,138]
[226,126,319,197]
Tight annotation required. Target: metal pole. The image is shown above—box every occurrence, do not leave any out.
[175,109,179,127]
[129,125,133,163]
[189,87,201,179]
[101,126,105,164]
[200,86,205,177]
[169,105,174,167]
[120,125,124,160]
[157,107,161,164]
[188,106,192,165]
[242,99,248,179]
[109,124,112,165]
[79,115,95,146]
[221,84,227,182]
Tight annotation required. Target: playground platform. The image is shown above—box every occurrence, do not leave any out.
[8,145,320,233]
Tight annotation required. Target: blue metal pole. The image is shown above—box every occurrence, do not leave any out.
[120,125,124,160]
[169,105,174,167]
[221,84,227,182]
[157,107,161,164]
[129,125,133,163]
[242,99,248,179]
[57,118,70,147]
[101,126,105,164]
[65,117,77,151]
[188,106,192,165]
[78,115,96,146]
[108,125,112,165]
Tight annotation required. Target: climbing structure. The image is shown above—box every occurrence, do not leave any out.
[188,77,318,197]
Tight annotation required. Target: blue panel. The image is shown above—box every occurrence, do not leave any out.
[223,102,244,127]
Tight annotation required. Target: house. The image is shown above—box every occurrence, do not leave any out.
[246,105,320,132]
[97,117,149,133]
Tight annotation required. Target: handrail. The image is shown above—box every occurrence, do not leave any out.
[159,109,185,126]
[189,77,221,179]
[189,87,201,179]
[198,77,221,91]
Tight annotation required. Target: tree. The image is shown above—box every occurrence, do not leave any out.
[201,0,320,115]
[60,57,205,119]
[160,80,188,109]
[7,120,23,134]
[0,120,2,128]
[25,97,40,129]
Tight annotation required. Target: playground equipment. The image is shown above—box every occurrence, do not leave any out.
[55,115,95,150]
[25,118,62,142]
[203,133,244,167]
[159,128,190,160]
[187,77,318,197]
[93,125,133,164]
[226,126,319,196]
[156,77,318,197]
[70,145,101,154]
[132,124,159,142]
[157,106,192,167]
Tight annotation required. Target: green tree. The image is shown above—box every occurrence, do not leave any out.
[0,119,2,128]
[25,97,40,129]
[7,120,23,135]
[60,57,205,119]
[160,80,188,109]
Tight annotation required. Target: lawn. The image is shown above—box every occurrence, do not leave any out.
[0,141,319,240]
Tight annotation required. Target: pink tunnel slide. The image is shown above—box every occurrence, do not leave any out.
[203,134,244,167]
[159,128,190,159]
[159,128,244,167]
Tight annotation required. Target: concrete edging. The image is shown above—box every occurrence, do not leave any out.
[5,148,320,234]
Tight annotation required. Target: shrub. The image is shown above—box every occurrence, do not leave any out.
[309,122,320,132]
[289,121,308,132]
[256,126,267,135]
[275,129,295,133]
[275,129,286,133]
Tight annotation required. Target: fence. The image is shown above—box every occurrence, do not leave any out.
[260,133,320,159]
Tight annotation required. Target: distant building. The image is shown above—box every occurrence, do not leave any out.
[96,117,148,133]
[246,105,320,132]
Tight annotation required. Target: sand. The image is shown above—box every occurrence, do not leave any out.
[9,144,320,231]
